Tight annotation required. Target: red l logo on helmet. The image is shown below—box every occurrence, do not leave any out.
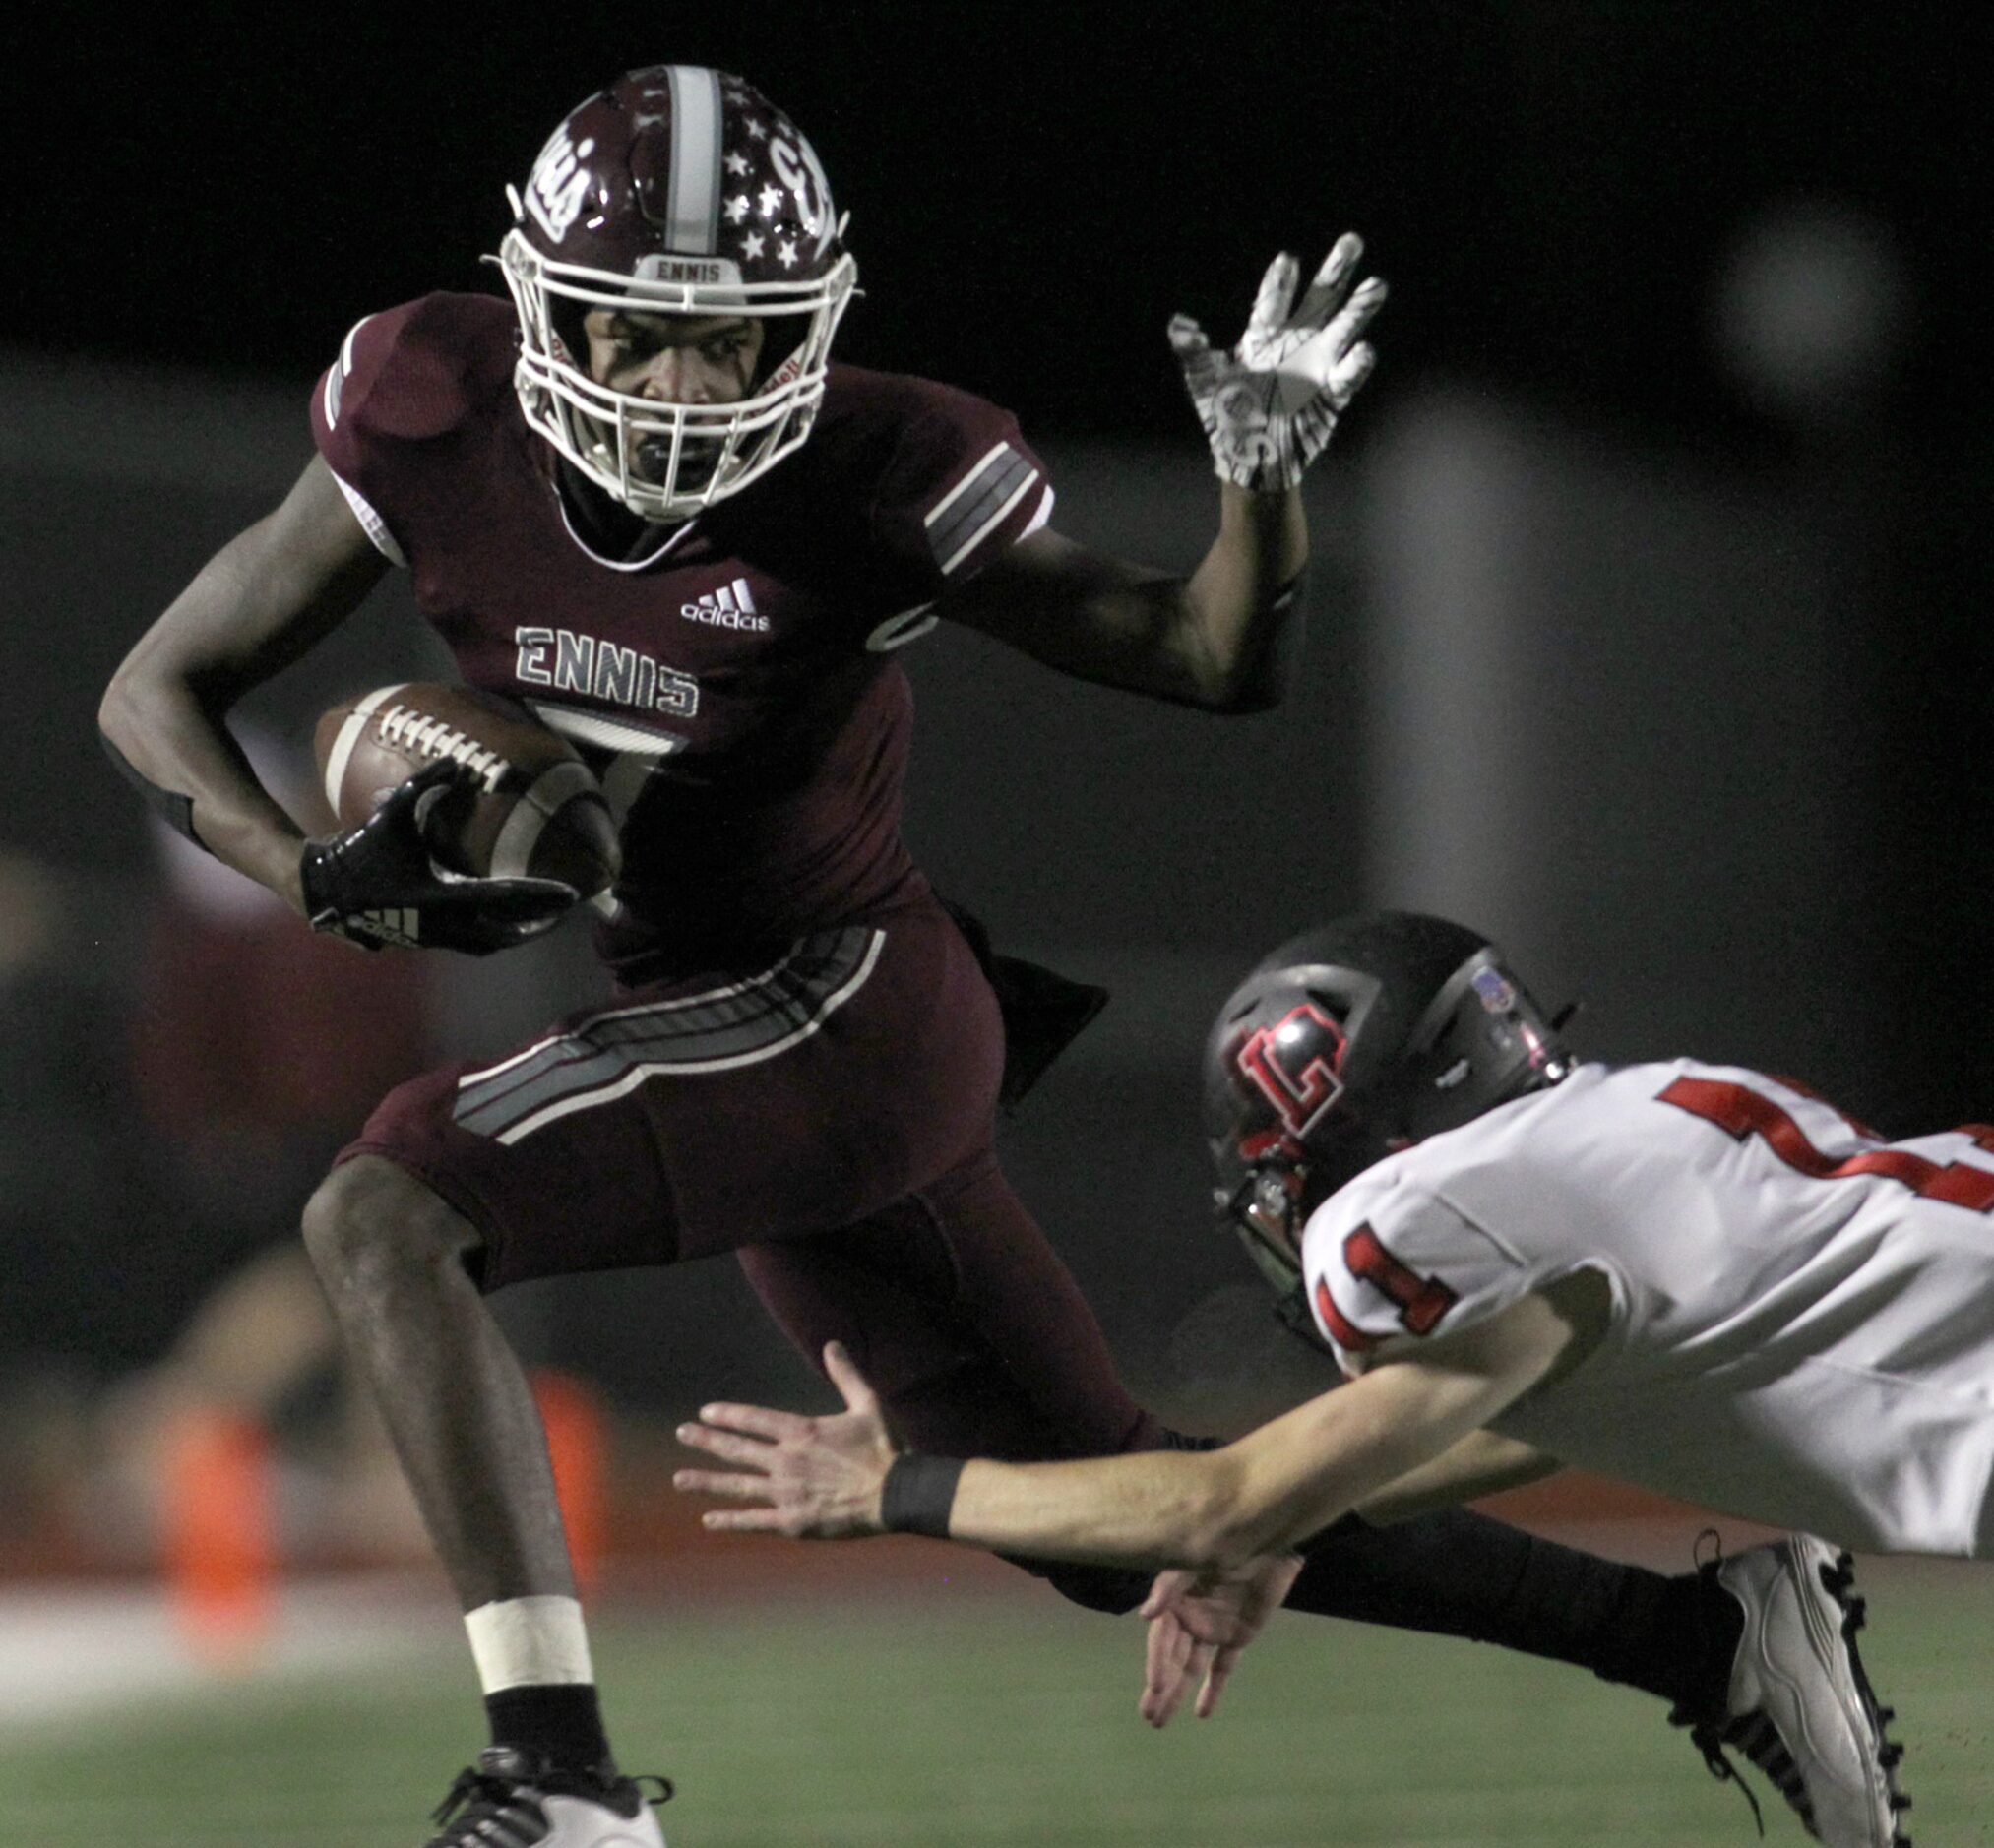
[1237,1003,1346,1137]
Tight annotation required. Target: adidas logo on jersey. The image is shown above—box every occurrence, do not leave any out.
[680,578,768,631]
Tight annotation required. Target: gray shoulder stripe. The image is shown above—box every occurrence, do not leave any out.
[926,448,1037,574]
[329,471,407,567]
[923,442,1011,529]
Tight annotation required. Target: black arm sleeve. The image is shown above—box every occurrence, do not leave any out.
[99,730,204,852]
[1225,563,1309,713]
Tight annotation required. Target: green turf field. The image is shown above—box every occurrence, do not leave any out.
[2,1564,1988,1847]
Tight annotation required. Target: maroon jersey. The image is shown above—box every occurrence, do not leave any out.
[311,293,1052,971]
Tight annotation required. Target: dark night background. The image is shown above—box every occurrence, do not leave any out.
[2,4,1989,1416]
[7,7,1976,443]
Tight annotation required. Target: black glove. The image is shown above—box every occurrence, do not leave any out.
[298,761,580,955]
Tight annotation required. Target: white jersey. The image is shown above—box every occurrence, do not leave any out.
[1301,1059,1994,1557]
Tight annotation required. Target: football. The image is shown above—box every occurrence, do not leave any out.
[313,682,622,898]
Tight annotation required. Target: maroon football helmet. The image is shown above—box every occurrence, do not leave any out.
[496,65,857,522]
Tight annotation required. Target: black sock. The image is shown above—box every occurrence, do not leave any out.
[484,1683,614,1775]
[1588,1562,1744,1719]
[1284,1509,1738,1710]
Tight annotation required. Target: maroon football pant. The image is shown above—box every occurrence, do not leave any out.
[340,894,1157,1465]
[736,1147,1156,1462]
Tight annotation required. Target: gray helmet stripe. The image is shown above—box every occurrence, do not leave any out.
[665,65,723,255]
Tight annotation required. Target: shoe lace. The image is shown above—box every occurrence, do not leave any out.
[1666,1530,1762,1837]
[425,1761,547,1848]
[1677,1713,1769,1839]
[423,1756,674,1847]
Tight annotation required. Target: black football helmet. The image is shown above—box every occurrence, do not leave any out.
[1204,912,1573,1316]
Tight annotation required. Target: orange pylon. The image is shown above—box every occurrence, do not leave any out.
[162,1407,274,1667]
[531,1370,608,1594]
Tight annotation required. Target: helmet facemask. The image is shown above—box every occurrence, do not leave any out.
[1220,1134,1310,1293]
[1217,1108,1390,1297]
[500,226,856,524]
[495,65,858,525]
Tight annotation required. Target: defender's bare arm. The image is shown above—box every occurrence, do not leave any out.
[675,1275,1599,1573]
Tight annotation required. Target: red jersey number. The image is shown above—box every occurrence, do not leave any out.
[1657,1076,1994,1213]
[1315,1223,1462,1355]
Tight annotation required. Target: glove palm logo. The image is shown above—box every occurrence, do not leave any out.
[1171,231,1387,494]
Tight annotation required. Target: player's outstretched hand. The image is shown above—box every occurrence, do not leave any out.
[1169,232,1387,494]
[299,760,580,955]
[1138,1551,1303,1727]
[674,1341,898,1540]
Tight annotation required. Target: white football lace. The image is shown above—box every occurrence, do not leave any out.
[375,706,511,793]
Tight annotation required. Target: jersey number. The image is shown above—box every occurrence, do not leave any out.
[1315,1223,1461,1354]
[1657,1076,1994,1213]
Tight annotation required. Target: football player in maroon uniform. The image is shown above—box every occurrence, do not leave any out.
[99,64,1861,1848]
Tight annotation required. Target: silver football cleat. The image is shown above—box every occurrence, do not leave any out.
[1684,1535,1910,1846]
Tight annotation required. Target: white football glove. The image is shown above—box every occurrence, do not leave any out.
[1169,232,1387,493]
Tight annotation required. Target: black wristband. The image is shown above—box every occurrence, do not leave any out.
[1229,563,1309,710]
[880,1454,965,1538]
[99,731,204,852]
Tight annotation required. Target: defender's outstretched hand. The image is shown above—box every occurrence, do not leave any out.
[1139,1553,1303,1727]
[674,1341,897,1539]
[1170,232,1387,493]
